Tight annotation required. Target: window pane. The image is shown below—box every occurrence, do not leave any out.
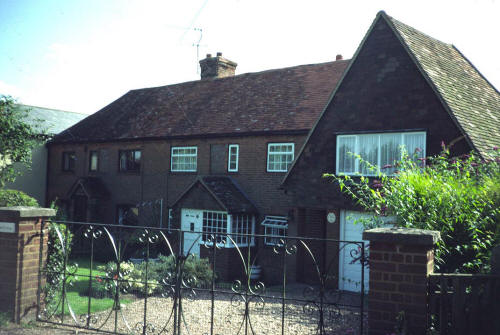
[404,133,425,161]
[380,134,400,174]
[338,137,356,173]
[358,134,379,175]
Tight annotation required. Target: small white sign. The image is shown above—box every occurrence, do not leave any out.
[0,222,16,233]
[327,212,337,224]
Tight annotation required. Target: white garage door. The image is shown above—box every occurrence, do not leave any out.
[338,210,371,292]
[338,210,394,292]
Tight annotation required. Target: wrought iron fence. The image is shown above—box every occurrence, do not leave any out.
[37,220,367,335]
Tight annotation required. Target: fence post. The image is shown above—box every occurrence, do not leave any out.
[363,227,440,335]
[0,206,55,323]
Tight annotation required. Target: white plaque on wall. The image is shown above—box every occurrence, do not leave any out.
[0,222,16,233]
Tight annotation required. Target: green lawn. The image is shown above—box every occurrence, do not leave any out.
[52,257,131,316]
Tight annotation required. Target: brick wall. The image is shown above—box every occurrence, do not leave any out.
[283,16,472,210]
[363,227,440,335]
[47,133,306,225]
[0,207,55,323]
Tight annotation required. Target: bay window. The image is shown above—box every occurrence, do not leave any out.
[201,211,255,247]
[336,131,426,175]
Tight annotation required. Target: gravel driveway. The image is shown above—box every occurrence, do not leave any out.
[31,285,365,335]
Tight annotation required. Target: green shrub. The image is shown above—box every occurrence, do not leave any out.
[0,189,38,207]
[141,254,214,288]
[325,147,500,273]
[98,261,160,296]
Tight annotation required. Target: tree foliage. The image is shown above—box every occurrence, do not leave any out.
[0,95,48,186]
[325,146,500,273]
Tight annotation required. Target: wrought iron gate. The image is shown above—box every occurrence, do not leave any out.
[37,220,367,334]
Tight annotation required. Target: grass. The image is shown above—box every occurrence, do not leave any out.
[50,257,130,316]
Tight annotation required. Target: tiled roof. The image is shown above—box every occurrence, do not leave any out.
[385,13,500,156]
[67,177,110,199]
[17,104,87,135]
[201,176,257,214]
[51,60,349,143]
[172,176,257,214]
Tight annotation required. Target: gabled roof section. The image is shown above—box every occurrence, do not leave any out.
[383,13,500,156]
[67,177,110,199]
[52,60,349,143]
[172,176,258,214]
[17,104,87,135]
[282,11,500,187]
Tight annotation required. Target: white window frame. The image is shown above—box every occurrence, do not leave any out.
[228,144,239,172]
[230,214,255,247]
[261,215,288,246]
[267,143,295,172]
[200,210,255,248]
[171,146,197,172]
[336,131,426,176]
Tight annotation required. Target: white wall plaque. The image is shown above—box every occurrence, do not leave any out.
[0,222,16,233]
[327,212,337,224]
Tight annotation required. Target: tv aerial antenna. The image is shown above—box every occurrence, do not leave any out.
[192,28,207,74]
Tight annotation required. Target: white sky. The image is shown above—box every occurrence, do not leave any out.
[0,0,498,114]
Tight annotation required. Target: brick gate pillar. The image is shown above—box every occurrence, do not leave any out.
[362,227,440,335]
[0,206,55,323]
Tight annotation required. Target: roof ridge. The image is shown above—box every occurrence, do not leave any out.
[130,59,350,93]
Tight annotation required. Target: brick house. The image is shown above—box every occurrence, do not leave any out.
[281,11,500,291]
[46,11,499,287]
[46,52,348,281]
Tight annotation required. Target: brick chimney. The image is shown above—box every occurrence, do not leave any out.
[336,54,343,61]
[199,52,237,79]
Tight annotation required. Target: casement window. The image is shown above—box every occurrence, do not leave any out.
[228,144,239,172]
[119,149,141,172]
[261,216,288,246]
[336,132,426,176]
[89,150,99,172]
[267,143,294,172]
[117,204,139,225]
[171,146,197,172]
[201,211,255,247]
[62,152,76,172]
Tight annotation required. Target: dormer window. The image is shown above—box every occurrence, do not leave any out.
[336,131,426,176]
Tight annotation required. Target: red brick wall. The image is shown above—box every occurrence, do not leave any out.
[0,208,54,323]
[364,228,439,335]
[47,133,306,225]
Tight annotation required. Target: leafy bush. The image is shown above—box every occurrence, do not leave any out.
[325,147,500,273]
[98,261,160,296]
[98,255,214,296]
[138,254,214,287]
[0,188,38,207]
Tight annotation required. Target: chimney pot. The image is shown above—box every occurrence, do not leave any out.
[336,54,343,61]
[216,52,222,57]
[206,53,212,58]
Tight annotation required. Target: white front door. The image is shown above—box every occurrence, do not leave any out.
[181,209,203,256]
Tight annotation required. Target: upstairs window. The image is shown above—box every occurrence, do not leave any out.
[171,146,197,172]
[267,143,294,172]
[336,132,426,176]
[119,150,141,172]
[89,150,99,172]
[62,152,76,172]
[261,216,288,246]
[228,144,239,172]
